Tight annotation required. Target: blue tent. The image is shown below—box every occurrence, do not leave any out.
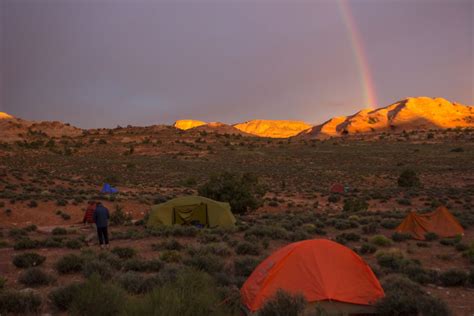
[101,183,119,194]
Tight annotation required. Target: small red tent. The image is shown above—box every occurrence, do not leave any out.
[330,183,345,194]
[241,239,384,313]
[395,206,464,240]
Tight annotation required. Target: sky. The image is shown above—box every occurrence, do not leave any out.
[1,0,473,128]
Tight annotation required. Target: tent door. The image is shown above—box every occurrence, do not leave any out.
[173,203,209,227]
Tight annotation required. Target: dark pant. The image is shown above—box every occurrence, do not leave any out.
[97,226,109,245]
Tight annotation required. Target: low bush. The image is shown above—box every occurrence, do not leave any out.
[0,290,42,314]
[19,267,55,287]
[259,289,306,316]
[82,260,114,280]
[49,283,82,311]
[235,241,261,255]
[370,235,393,247]
[183,253,224,274]
[391,232,411,242]
[152,239,183,251]
[66,238,83,249]
[380,219,400,229]
[343,198,368,213]
[13,238,40,250]
[55,254,84,274]
[123,259,163,272]
[360,243,377,254]
[376,275,450,316]
[69,275,125,316]
[52,227,68,235]
[13,252,46,268]
[160,250,182,263]
[439,269,468,287]
[111,246,136,259]
[125,268,231,315]
[398,169,421,188]
[376,249,405,270]
[234,256,259,277]
[424,232,439,241]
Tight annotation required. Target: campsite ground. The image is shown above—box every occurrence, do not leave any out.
[0,127,473,315]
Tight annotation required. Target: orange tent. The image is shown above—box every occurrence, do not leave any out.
[395,206,464,240]
[241,239,384,312]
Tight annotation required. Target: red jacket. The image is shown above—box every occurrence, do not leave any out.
[83,204,96,224]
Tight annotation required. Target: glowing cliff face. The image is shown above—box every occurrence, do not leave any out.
[0,112,14,119]
[173,120,206,130]
[233,120,311,138]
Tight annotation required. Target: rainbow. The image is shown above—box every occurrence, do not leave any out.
[337,0,378,108]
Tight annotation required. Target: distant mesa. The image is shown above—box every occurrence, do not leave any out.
[189,121,251,136]
[233,120,312,138]
[174,120,206,130]
[297,97,474,139]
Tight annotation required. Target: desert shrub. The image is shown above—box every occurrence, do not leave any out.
[380,219,400,229]
[183,253,224,274]
[13,252,46,268]
[391,232,411,242]
[69,275,125,316]
[337,232,361,244]
[360,243,377,254]
[198,172,265,214]
[234,256,259,277]
[61,212,71,220]
[152,239,183,251]
[55,254,84,274]
[118,272,155,294]
[52,227,68,235]
[376,275,450,316]
[370,235,393,247]
[42,236,64,248]
[49,283,82,311]
[235,241,261,255]
[125,268,230,315]
[343,198,368,213]
[0,290,42,314]
[398,169,421,188]
[464,243,474,263]
[123,258,163,272]
[82,260,114,280]
[9,227,27,238]
[244,225,288,240]
[361,222,378,234]
[424,232,439,241]
[439,269,468,287]
[160,250,182,263]
[13,237,40,250]
[376,249,404,270]
[19,267,55,287]
[455,242,469,252]
[66,238,83,249]
[111,246,136,259]
[110,204,132,225]
[259,289,306,316]
[328,194,340,203]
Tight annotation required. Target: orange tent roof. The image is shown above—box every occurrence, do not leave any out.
[240,239,384,312]
[395,206,464,240]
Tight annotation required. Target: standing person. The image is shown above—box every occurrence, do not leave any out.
[93,202,110,249]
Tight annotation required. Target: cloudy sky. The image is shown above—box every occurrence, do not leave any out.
[1,0,472,128]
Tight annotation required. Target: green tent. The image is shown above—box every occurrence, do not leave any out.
[147,196,236,228]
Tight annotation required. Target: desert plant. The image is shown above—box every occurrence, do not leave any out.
[198,172,265,214]
[49,283,82,311]
[343,198,368,213]
[13,252,46,268]
[398,169,421,187]
[110,204,132,225]
[69,275,125,316]
[439,269,468,287]
[52,227,68,235]
[125,268,230,315]
[424,232,439,241]
[55,254,84,274]
[19,267,55,287]
[391,232,411,242]
[370,235,393,247]
[0,290,42,314]
[111,246,136,259]
[82,260,114,280]
[259,289,306,316]
[235,241,261,255]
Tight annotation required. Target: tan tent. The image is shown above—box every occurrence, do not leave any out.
[395,206,464,240]
[147,196,236,228]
